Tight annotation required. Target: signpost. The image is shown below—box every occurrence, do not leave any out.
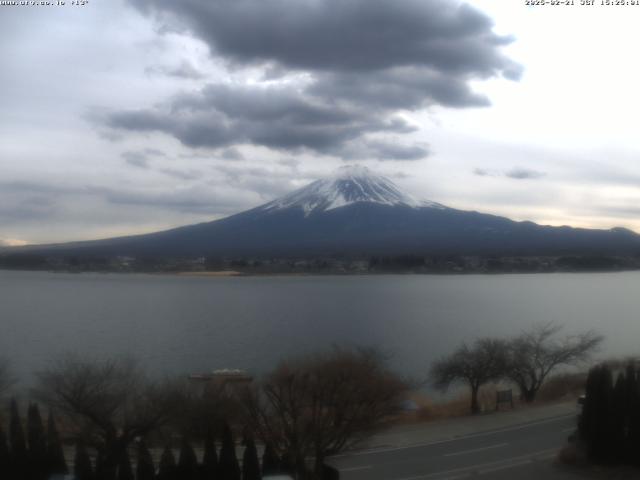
[496,389,514,410]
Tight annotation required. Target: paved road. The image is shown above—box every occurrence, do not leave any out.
[328,414,576,480]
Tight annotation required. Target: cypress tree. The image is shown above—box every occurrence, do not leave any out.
[597,365,615,463]
[177,437,199,480]
[116,449,134,480]
[626,363,640,465]
[611,373,627,462]
[0,424,10,480]
[279,450,295,477]
[74,442,94,480]
[580,366,599,455]
[95,449,117,480]
[157,446,177,480]
[241,436,261,480]
[200,429,218,480]
[580,365,615,463]
[94,451,104,480]
[218,423,240,480]
[9,399,27,479]
[261,443,279,477]
[136,440,155,480]
[27,403,47,480]
[46,412,68,476]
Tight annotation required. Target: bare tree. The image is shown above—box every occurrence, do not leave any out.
[506,322,603,403]
[164,377,242,441]
[0,358,14,399]
[241,347,408,478]
[33,355,179,480]
[430,338,508,415]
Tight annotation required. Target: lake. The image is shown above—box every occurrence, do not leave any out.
[1,270,638,387]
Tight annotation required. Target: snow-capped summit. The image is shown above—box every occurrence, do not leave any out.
[260,165,443,215]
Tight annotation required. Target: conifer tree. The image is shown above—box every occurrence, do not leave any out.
[74,442,94,480]
[611,372,627,462]
[27,403,47,480]
[242,436,261,480]
[279,450,295,477]
[218,423,240,480]
[177,437,199,480]
[46,412,68,475]
[579,366,597,448]
[580,365,615,462]
[0,424,10,480]
[116,449,134,480]
[95,450,106,480]
[94,448,115,480]
[201,430,219,480]
[626,363,640,465]
[261,443,279,477]
[9,399,27,478]
[157,446,177,480]
[135,440,155,480]
[597,365,615,462]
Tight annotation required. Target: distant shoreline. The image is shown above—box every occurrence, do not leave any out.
[1,267,640,277]
[175,270,243,277]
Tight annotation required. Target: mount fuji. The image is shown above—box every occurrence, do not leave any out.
[12,166,640,258]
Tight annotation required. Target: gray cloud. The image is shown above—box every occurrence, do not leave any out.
[122,148,168,169]
[158,168,203,180]
[309,69,490,111]
[98,188,239,214]
[122,150,204,179]
[277,158,301,168]
[505,167,546,180]
[220,148,244,161]
[0,195,57,223]
[473,167,546,180]
[145,59,205,79]
[131,0,520,78]
[105,84,416,155]
[143,148,166,157]
[104,0,520,160]
[473,167,492,177]
[122,151,151,169]
[214,165,300,199]
[0,178,255,225]
[364,141,430,161]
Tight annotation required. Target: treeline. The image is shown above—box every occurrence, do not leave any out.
[0,399,316,480]
[430,323,602,414]
[3,252,640,274]
[70,425,303,480]
[0,348,404,480]
[578,362,640,465]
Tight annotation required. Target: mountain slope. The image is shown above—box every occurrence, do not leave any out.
[10,166,640,258]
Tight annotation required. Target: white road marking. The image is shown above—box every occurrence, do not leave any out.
[442,442,508,457]
[340,465,372,472]
[330,414,573,458]
[393,448,558,480]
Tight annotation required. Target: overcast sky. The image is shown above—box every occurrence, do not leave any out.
[2,0,640,245]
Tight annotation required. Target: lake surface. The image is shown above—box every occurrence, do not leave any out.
[1,270,639,386]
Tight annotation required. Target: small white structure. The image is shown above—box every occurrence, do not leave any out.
[188,368,253,383]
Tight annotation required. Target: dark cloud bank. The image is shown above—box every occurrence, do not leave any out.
[103,0,520,161]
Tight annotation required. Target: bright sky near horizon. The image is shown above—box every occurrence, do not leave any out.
[2,0,640,245]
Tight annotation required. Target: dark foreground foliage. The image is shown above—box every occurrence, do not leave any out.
[579,363,640,465]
